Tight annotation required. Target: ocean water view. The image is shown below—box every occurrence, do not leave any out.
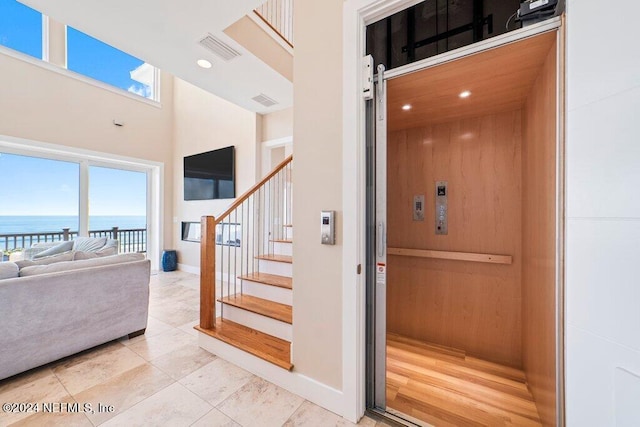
[0,215,146,235]
[0,216,147,253]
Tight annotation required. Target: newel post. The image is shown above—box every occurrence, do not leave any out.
[200,216,216,329]
[62,228,70,241]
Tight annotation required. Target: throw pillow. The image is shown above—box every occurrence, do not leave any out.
[32,240,74,259]
[16,251,75,268]
[31,251,74,265]
[95,246,118,257]
[0,262,19,280]
[73,237,107,252]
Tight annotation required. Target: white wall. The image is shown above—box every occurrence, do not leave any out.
[0,48,175,254]
[292,0,344,390]
[566,1,640,425]
[172,78,258,269]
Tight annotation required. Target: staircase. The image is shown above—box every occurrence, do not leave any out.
[197,156,294,370]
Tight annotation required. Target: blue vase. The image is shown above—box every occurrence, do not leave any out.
[161,250,177,272]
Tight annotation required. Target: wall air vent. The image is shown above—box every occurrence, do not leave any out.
[252,94,278,107]
[198,33,241,61]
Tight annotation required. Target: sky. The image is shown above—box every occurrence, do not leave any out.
[0,153,147,216]
[0,0,152,97]
[0,0,149,217]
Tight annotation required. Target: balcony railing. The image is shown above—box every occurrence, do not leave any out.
[254,0,294,48]
[0,227,147,255]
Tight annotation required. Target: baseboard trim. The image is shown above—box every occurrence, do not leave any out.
[177,263,199,275]
[197,332,344,417]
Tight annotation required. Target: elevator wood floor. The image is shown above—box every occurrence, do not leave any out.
[386,334,542,426]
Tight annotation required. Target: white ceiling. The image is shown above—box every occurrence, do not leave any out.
[20,0,292,114]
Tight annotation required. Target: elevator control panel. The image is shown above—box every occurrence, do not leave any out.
[321,211,336,245]
[413,195,425,221]
[435,181,448,235]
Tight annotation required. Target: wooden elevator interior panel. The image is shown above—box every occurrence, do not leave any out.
[386,31,558,425]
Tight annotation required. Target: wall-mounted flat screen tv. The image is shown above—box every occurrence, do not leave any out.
[184,146,235,200]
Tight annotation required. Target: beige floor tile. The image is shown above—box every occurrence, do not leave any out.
[178,277,201,290]
[71,364,174,425]
[127,328,197,361]
[191,408,239,427]
[53,345,146,395]
[217,377,305,427]
[0,366,52,395]
[284,401,356,426]
[177,320,199,337]
[179,359,254,407]
[7,396,93,427]
[120,317,174,346]
[151,345,216,380]
[148,301,199,327]
[100,382,211,427]
[358,416,397,426]
[149,271,194,286]
[149,284,197,303]
[0,369,70,426]
[50,341,124,371]
[357,416,381,426]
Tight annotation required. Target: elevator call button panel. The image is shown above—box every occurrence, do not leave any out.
[321,210,336,245]
[413,195,425,221]
[435,181,448,235]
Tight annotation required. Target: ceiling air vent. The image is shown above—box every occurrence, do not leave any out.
[198,33,241,61]
[252,94,278,107]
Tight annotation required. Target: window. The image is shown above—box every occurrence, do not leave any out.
[0,153,79,252]
[89,166,147,253]
[0,151,153,256]
[67,26,156,100]
[0,0,42,59]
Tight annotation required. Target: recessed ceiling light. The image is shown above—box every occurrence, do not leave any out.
[402,104,412,111]
[197,59,212,69]
[459,90,472,98]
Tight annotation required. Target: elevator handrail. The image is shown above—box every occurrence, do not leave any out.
[387,247,512,265]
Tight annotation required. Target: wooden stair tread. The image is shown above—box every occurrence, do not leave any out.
[219,294,292,324]
[195,319,292,371]
[270,239,293,243]
[256,254,292,264]
[239,273,292,289]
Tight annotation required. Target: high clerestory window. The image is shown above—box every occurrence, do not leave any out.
[0,0,43,59]
[67,27,157,100]
[0,0,158,102]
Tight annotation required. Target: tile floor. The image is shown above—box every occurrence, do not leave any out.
[0,271,391,427]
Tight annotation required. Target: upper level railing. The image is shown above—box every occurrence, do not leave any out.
[200,155,293,330]
[254,0,294,48]
[0,227,147,256]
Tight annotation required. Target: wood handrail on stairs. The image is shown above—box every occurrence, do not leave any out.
[200,155,293,330]
[214,155,293,226]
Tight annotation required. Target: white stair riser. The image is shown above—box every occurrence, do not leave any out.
[241,280,292,306]
[285,227,293,240]
[221,304,292,341]
[258,259,292,277]
[273,241,292,257]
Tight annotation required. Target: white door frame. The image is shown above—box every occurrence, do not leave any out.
[261,136,293,178]
[342,0,564,423]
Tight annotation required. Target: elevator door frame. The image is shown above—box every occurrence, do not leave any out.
[364,15,566,426]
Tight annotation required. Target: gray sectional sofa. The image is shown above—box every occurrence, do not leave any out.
[0,253,150,380]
